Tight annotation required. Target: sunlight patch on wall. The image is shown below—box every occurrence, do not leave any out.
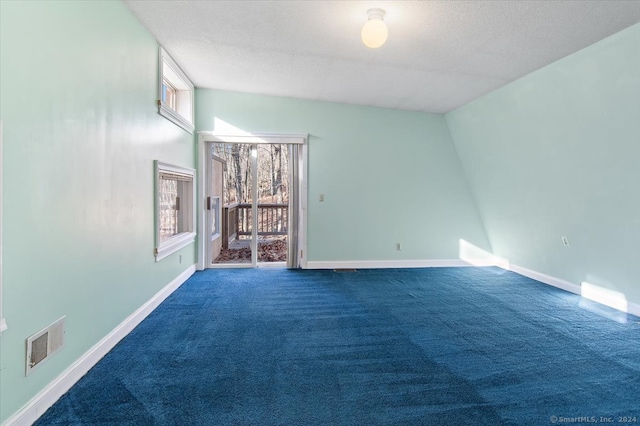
[209,118,307,146]
[459,239,509,269]
[213,117,251,135]
[212,118,267,144]
[580,281,628,313]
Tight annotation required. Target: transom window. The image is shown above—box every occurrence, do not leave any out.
[158,47,194,134]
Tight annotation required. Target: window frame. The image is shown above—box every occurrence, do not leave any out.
[158,47,194,134]
[154,161,196,262]
[0,121,5,333]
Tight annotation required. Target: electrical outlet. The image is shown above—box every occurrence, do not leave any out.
[561,236,570,247]
[179,254,183,263]
[319,194,325,202]
[396,243,401,251]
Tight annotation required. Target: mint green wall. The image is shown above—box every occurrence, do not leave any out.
[0,1,195,422]
[446,24,640,305]
[196,90,491,262]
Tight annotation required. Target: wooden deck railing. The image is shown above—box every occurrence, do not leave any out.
[222,203,288,248]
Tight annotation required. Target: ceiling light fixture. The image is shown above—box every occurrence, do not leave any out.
[361,8,388,49]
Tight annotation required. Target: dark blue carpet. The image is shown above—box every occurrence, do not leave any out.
[35,267,640,425]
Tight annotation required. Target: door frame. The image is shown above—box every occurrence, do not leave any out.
[196,131,308,270]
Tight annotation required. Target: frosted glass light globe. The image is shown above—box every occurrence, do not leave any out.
[361,9,388,48]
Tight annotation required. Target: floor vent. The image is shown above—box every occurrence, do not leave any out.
[26,316,65,376]
[334,268,357,273]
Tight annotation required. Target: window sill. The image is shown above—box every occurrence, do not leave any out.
[155,231,196,262]
[159,104,194,134]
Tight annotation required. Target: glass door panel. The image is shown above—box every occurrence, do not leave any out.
[206,141,299,268]
[256,144,289,264]
[210,143,255,265]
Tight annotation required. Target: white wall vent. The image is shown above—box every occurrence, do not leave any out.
[26,316,65,376]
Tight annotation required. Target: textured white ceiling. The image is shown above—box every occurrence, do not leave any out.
[123,0,640,113]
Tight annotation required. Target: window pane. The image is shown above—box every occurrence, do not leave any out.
[166,86,176,109]
[163,79,176,109]
[159,177,178,242]
[211,197,220,236]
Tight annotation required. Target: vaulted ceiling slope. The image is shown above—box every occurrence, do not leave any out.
[123,1,640,113]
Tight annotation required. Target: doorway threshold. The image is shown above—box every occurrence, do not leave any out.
[207,261,287,269]
[257,262,286,268]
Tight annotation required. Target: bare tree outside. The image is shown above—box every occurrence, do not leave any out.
[212,143,289,206]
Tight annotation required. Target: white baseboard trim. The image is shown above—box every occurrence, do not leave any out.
[627,301,640,317]
[305,259,640,318]
[3,265,196,426]
[505,263,640,318]
[305,259,473,269]
[506,264,582,295]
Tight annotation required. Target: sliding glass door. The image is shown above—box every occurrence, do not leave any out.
[198,132,306,270]
[205,141,300,268]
